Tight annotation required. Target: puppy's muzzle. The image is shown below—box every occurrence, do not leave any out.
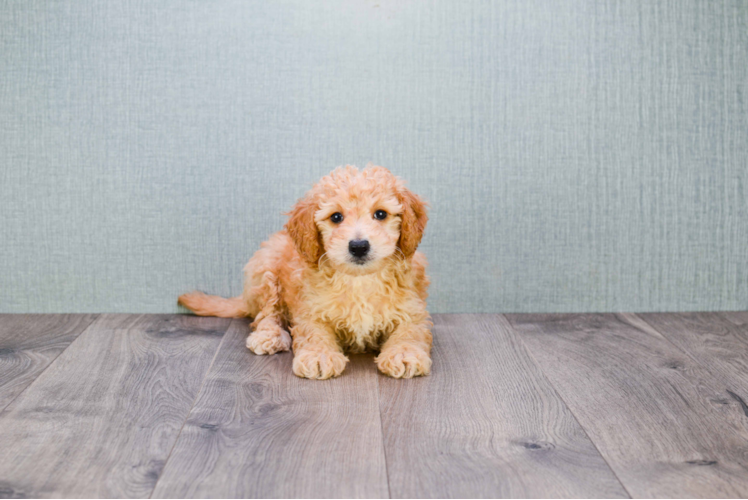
[348,239,370,260]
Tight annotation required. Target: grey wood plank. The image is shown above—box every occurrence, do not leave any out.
[379,314,628,498]
[152,318,388,499]
[505,313,748,498]
[0,314,98,411]
[0,314,230,498]
[719,311,748,327]
[636,312,748,407]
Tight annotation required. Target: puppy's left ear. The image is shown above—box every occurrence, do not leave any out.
[397,187,428,258]
[285,196,323,265]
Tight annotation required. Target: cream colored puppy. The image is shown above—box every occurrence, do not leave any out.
[179,165,431,379]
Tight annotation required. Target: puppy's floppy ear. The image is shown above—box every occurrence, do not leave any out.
[397,187,428,258]
[285,195,323,265]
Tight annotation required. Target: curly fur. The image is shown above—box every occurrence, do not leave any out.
[178,165,432,379]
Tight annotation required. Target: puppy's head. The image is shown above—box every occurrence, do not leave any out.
[285,165,428,274]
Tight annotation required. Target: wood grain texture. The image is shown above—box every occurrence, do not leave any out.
[0,314,230,498]
[151,318,388,499]
[506,313,748,498]
[720,312,748,327]
[0,314,97,411]
[636,313,748,406]
[379,314,628,498]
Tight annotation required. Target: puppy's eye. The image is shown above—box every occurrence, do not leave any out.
[373,210,387,220]
[330,212,343,224]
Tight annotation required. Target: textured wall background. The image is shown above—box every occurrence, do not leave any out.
[1,0,747,313]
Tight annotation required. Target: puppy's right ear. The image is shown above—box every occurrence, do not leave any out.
[285,196,323,265]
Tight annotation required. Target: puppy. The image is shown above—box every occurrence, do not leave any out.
[178,165,432,379]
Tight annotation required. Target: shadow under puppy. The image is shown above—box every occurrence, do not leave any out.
[179,165,432,379]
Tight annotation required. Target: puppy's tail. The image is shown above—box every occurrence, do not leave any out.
[178,291,249,318]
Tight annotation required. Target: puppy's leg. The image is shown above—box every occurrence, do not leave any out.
[376,321,433,378]
[245,271,291,355]
[290,321,348,379]
[246,314,292,355]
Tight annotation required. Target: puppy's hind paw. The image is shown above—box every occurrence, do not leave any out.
[292,349,348,379]
[246,327,292,355]
[376,346,432,378]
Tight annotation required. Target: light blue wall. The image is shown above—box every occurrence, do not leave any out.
[1,0,747,313]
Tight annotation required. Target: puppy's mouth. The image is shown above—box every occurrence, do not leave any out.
[350,256,371,266]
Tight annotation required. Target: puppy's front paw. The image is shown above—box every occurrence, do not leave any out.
[292,349,348,379]
[246,327,292,355]
[376,346,432,378]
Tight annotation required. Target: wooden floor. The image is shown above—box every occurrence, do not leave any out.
[1,313,748,498]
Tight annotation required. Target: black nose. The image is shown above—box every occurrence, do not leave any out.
[348,239,370,258]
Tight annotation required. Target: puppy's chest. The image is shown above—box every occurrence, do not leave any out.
[308,274,402,349]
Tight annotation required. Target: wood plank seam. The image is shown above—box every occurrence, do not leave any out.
[505,312,748,497]
[375,372,393,499]
[379,314,629,498]
[633,312,748,421]
[150,319,389,498]
[0,314,232,498]
[148,317,233,499]
[631,313,718,369]
[499,314,634,499]
[0,314,100,414]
